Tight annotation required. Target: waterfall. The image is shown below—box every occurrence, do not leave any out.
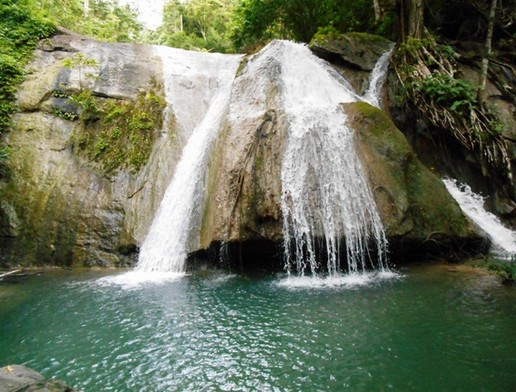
[363,47,393,108]
[266,41,389,275]
[443,178,516,259]
[133,41,390,276]
[136,47,242,273]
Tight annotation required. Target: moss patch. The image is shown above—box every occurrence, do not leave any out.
[73,88,166,174]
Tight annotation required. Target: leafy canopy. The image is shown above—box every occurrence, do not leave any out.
[230,0,374,50]
[34,0,143,42]
[0,0,55,133]
[144,0,237,53]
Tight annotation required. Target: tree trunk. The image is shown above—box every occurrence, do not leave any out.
[407,0,424,39]
[373,0,382,23]
[478,0,497,106]
[83,0,89,16]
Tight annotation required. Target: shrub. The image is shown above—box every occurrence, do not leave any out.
[488,258,516,285]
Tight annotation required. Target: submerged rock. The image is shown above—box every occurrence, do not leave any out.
[0,365,75,392]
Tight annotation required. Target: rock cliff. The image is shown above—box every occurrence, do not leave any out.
[0,30,488,270]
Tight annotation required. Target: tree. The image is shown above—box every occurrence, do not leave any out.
[477,0,497,105]
[230,0,374,50]
[145,0,236,53]
[34,0,142,42]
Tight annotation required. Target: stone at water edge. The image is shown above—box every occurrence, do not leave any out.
[0,365,76,391]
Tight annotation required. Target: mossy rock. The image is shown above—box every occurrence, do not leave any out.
[71,88,166,174]
[345,101,485,259]
[310,32,393,71]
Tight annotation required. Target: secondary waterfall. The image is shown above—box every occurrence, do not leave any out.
[443,178,516,259]
[271,41,388,275]
[363,47,393,108]
[136,47,242,272]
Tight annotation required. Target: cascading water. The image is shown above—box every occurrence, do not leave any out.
[443,178,516,259]
[120,40,391,281]
[264,41,389,275]
[363,47,393,108]
[135,47,242,273]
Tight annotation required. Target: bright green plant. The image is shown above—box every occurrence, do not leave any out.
[52,107,78,121]
[417,74,477,113]
[145,0,236,53]
[34,0,142,43]
[73,89,166,174]
[69,90,100,122]
[230,0,374,50]
[488,258,516,285]
[0,0,56,133]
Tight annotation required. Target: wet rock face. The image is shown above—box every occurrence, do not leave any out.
[197,43,485,270]
[0,30,177,267]
[0,31,487,269]
[309,32,394,95]
[346,102,487,261]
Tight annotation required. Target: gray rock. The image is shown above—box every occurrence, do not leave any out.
[0,32,492,269]
[310,32,393,71]
[0,365,75,392]
[198,44,484,268]
[1,31,176,267]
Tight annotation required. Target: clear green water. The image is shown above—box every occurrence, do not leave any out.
[0,264,515,391]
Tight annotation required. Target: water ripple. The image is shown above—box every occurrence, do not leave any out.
[1,267,515,391]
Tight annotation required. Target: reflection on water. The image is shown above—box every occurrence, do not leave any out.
[0,264,515,391]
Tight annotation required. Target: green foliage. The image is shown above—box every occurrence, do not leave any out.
[52,107,78,121]
[69,90,99,122]
[488,258,516,285]
[373,11,396,41]
[74,89,166,174]
[230,0,374,50]
[393,35,512,183]
[0,0,56,134]
[0,0,56,177]
[52,89,71,99]
[145,0,236,53]
[0,145,11,178]
[35,0,142,43]
[417,74,477,113]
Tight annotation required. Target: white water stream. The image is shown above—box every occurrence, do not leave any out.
[363,47,393,107]
[132,41,392,277]
[281,42,388,274]
[135,47,242,273]
[244,41,389,275]
[443,178,516,259]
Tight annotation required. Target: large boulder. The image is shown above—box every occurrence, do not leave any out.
[196,42,485,271]
[310,32,393,71]
[346,102,486,260]
[0,33,487,270]
[309,32,393,95]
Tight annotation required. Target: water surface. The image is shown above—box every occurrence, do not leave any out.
[0,264,515,391]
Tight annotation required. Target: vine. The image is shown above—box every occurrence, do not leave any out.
[393,36,512,182]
